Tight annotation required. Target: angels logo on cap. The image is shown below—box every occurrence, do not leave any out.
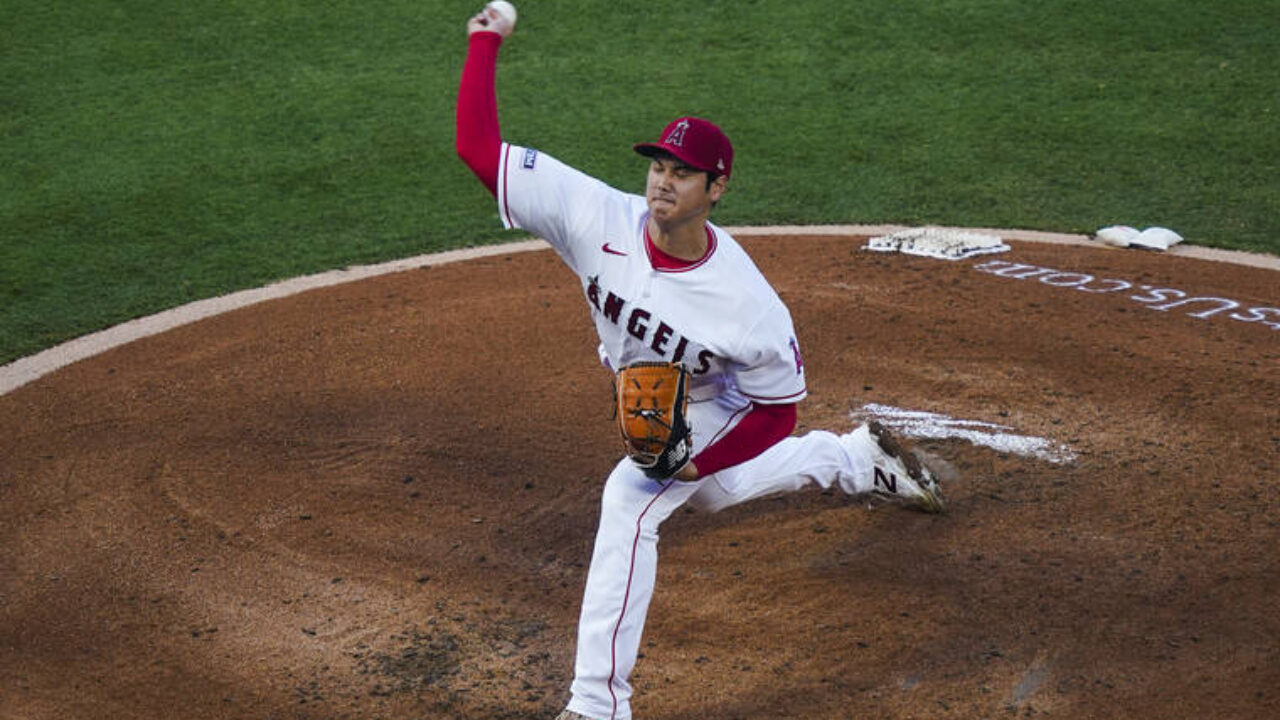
[665,120,690,147]
[634,117,733,178]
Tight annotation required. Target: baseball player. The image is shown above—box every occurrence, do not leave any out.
[457,6,945,720]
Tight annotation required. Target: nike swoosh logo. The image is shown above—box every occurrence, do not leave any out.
[602,243,627,256]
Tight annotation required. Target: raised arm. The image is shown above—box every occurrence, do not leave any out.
[456,5,515,195]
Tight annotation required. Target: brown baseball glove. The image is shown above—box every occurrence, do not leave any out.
[615,362,692,479]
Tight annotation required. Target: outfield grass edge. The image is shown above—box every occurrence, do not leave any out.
[2,226,1275,397]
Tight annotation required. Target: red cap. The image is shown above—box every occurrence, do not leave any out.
[634,117,733,178]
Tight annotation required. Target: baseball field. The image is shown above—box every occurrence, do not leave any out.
[3,1,1279,719]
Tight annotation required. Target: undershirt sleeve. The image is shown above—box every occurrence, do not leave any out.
[455,33,503,196]
[691,401,797,476]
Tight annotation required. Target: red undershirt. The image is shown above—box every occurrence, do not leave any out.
[457,32,797,477]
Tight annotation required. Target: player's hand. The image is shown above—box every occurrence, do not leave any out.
[467,5,514,38]
[673,461,700,482]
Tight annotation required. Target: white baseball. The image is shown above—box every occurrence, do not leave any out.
[486,1,518,31]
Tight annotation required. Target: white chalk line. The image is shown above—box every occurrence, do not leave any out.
[2,225,1276,397]
[854,403,1078,465]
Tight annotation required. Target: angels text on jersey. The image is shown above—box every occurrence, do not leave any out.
[585,273,716,374]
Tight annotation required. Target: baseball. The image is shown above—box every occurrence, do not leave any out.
[486,1,517,32]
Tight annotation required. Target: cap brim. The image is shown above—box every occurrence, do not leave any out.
[633,142,715,174]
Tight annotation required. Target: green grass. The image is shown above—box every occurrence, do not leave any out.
[2,0,1277,364]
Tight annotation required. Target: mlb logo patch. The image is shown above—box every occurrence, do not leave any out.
[522,148,538,169]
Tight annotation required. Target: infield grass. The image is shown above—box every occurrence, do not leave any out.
[2,0,1277,363]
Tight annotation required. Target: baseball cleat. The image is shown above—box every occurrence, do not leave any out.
[863,421,946,513]
[554,711,600,720]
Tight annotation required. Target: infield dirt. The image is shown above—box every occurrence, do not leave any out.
[2,234,1277,719]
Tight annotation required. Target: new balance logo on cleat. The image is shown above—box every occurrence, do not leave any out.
[873,466,898,494]
[867,421,947,514]
[837,422,947,513]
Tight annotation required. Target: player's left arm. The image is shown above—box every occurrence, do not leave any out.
[683,401,797,479]
[730,308,808,408]
[678,301,807,480]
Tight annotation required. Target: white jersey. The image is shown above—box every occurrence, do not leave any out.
[495,143,806,412]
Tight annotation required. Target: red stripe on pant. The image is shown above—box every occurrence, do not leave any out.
[605,478,675,719]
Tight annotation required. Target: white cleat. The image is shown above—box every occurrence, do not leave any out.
[859,421,946,513]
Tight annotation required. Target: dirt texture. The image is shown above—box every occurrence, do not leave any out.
[2,234,1277,720]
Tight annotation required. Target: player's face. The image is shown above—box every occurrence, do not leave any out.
[645,157,727,226]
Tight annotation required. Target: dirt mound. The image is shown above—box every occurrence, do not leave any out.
[3,235,1276,719]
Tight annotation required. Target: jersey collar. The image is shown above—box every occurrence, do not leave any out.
[643,220,717,273]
